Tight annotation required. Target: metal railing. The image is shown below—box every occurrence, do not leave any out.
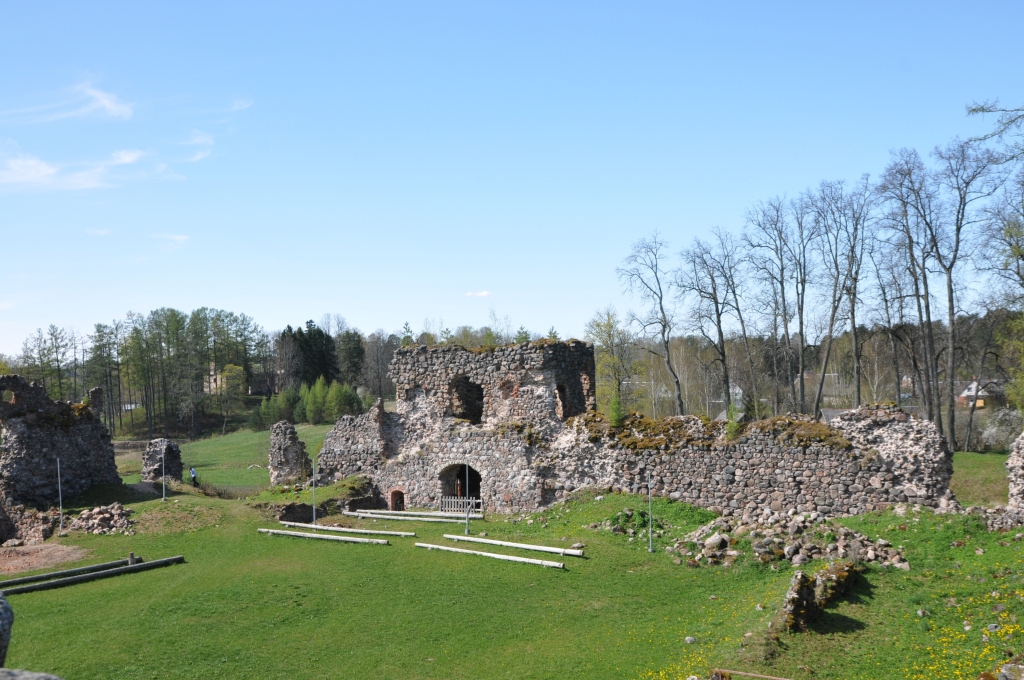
[439,496,482,513]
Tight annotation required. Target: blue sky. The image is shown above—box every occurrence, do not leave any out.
[1,2,1021,354]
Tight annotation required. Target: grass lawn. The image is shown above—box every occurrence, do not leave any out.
[4,430,1023,679]
[951,451,1010,507]
[115,424,333,494]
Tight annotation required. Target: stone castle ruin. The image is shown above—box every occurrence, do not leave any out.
[314,341,958,517]
[0,375,120,543]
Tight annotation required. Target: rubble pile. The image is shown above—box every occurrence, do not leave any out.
[770,560,865,634]
[69,502,135,535]
[672,509,909,569]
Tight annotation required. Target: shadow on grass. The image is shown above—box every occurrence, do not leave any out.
[809,611,867,634]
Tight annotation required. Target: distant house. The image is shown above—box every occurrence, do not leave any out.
[794,372,855,410]
[957,380,1005,409]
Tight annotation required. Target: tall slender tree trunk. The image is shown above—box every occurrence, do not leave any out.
[850,296,861,407]
[944,273,957,451]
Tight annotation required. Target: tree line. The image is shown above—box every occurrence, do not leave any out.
[595,101,1024,452]
[2,308,552,440]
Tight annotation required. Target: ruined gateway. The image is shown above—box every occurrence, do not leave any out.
[0,376,120,543]
[316,341,958,516]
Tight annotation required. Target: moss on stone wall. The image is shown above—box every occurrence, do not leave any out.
[751,416,851,449]
[571,410,851,452]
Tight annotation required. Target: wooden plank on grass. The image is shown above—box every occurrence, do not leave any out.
[415,543,564,569]
[280,521,414,537]
[257,528,389,544]
[443,534,584,557]
[342,511,465,524]
[1,556,185,595]
[0,558,133,589]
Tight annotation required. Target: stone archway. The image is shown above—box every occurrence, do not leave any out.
[438,464,482,512]
[389,488,406,511]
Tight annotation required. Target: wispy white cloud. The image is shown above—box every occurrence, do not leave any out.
[75,85,133,120]
[230,99,253,111]
[85,228,110,236]
[0,148,143,191]
[0,83,133,124]
[185,130,214,146]
[153,233,189,249]
[187,149,211,162]
[111,149,143,165]
[466,291,492,297]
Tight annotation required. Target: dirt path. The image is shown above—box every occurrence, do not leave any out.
[0,544,89,575]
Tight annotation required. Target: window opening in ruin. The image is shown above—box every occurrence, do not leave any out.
[449,376,484,424]
[1,390,12,404]
[439,464,482,498]
[390,489,406,511]
[555,384,569,420]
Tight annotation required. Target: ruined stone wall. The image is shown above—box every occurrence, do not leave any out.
[1008,432,1024,510]
[268,421,312,486]
[141,439,182,483]
[548,410,954,516]
[0,376,120,507]
[390,341,596,426]
[317,346,954,516]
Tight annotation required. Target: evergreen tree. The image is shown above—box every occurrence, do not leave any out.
[306,377,328,424]
[336,330,365,387]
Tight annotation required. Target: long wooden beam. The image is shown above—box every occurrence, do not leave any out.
[0,558,132,589]
[257,528,389,544]
[279,521,414,537]
[443,534,583,557]
[1,556,185,595]
[415,543,564,569]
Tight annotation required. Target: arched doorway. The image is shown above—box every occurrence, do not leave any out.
[438,464,482,512]
[389,489,406,511]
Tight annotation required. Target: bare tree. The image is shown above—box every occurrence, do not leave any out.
[986,170,1024,304]
[878,149,943,431]
[969,100,1024,162]
[363,330,400,402]
[905,139,1005,450]
[808,180,865,416]
[678,236,733,414]
[714,228,762,415]
[746,197,796,410]
[785,197,818,413]
[618,234,686,415]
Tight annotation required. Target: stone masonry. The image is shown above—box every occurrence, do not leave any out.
[141,439,182,483]
[316,342,954,516]
[1008,431,1024,510]
[0,375,120,543]
[268,421,311,486]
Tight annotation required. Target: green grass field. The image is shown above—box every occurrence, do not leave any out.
[950,451,1010,507]
[115,424,332,493]
[4,431,1023,679]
